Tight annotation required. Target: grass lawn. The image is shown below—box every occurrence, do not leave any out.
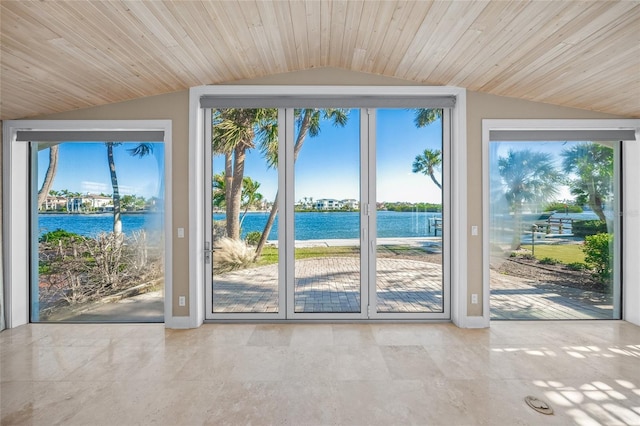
[256,245,360,266]
[521,243,585,264]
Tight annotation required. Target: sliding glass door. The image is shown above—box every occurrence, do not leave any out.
[207,108,282,316]
[205,104,450,320]
[373,109,447,315]
[292,108,362,315]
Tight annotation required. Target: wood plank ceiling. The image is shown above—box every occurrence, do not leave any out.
[1,0,639,120]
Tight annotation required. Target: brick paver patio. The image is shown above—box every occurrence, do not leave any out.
[213,257,444,314]
[490,272,614,320]
[213,256,612,319]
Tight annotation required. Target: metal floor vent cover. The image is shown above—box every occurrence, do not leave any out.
[524,396,554,415]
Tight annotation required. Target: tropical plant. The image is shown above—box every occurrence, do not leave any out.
[254,108,349,258]
[212,108,278,240]
[212,173,264,225]
[106,142,155,235]
[239,177,263,228]
[412,108,443,189]
[583,233,613,284]
[561,142,613,222]
[412,148,442,189]
[497,149,562,249]
[245,231,262,246]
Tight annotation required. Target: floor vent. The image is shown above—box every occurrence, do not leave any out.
[524,395,554,415]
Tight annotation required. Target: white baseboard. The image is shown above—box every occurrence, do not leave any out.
[164,316,195,329]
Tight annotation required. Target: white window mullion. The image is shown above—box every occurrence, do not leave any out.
[283,108,295,318]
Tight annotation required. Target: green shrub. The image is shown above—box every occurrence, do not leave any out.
[544,202,582,213]
[583,233,613,283]
[39,228,83,244]
[572,220,608,238]
[539,257,558,265]
[245,231,262,246]
[566,262,586,271]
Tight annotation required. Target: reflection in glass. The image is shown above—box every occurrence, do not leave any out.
[489,141,620,320]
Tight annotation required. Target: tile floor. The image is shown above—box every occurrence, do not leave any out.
[1,321,639,425]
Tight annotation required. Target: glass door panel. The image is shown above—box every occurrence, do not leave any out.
[488,140,621,320]
[374,109,445,313]
[293,108,362,314]
[33,141,165,322]
[210,108,280,314]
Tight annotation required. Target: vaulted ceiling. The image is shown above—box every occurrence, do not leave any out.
[1,0,639,120]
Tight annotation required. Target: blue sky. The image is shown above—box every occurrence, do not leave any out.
[213,108,444,204]
[37,142,164,199]
[38,110,444,204]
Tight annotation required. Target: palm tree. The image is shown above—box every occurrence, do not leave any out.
[561,142,613,222]
[106,142,123,235]
[498,149,562,249]
[412,148,442,189]
[239,177,263,228]
[412,108,443,189]
[38,145,59,209]
[414,108,442,127]
[254,108,349,258]
[212,173,227,210]
[107,142,155,235]
[212,108,278,240]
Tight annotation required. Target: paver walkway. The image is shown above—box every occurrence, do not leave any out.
[213,256,613,319]
[67,257,613,321]
[213,257,444,313]
[490,272,613,320]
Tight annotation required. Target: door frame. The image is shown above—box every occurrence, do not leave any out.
[190,85,468,326]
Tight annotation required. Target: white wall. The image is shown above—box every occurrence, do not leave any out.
[624,137,640,326]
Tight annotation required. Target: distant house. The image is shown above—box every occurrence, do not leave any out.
[315,199,342,210]
[41,196,67,211]
[341,199,359,210]
[87,194,113,210]
[67,194,113,212]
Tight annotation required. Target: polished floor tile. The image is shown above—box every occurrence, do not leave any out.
[1,321,639,425]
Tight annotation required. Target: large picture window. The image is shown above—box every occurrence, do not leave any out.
[485,123,627,320]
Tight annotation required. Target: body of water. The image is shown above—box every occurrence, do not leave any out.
[39,210,606,241]
[39,210,442,240]
[219,210,442,240]
[38,213,164,238]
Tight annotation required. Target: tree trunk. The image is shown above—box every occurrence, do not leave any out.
[107,143,122,235]
[254,191,278,258]
[227,145,246,240]
[37,145,59,209]
[588,178,607,222]
[428,169,442,190]
[224,153,233,236]
[511,207,523,250]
